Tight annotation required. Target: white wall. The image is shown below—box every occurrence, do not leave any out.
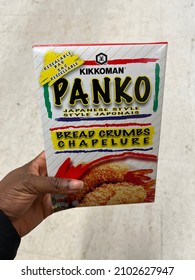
[0,0,194,259]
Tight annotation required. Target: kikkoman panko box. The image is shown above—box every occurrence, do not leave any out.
[32,43,168,210]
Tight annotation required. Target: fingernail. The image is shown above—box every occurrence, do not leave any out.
[68,180,83,190]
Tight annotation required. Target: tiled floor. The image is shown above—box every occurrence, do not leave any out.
[0,0,195,259]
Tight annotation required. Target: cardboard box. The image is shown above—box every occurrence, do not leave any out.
[32,42,167,210]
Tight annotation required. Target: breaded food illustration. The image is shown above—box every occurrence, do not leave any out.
[79,182,146,207]
[66,162,154,206]
[67,163,129,202]
[106,183,146,205]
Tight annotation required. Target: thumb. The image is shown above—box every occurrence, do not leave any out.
[25,174,83,195]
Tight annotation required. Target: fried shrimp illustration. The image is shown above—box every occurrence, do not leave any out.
[78,182,146,207]
[67,162,155,206]
[67,163,129,202]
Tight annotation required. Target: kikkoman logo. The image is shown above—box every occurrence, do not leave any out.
[80,52,125,75]
[96,53,107,64]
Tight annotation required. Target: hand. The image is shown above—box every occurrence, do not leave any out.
[0,151,83,237]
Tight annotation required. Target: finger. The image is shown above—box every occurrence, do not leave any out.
[34,150,46,161]
[25,174,83,195]
[28,151,46,166]
[27,151,48,176]
[35,151,47,176]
